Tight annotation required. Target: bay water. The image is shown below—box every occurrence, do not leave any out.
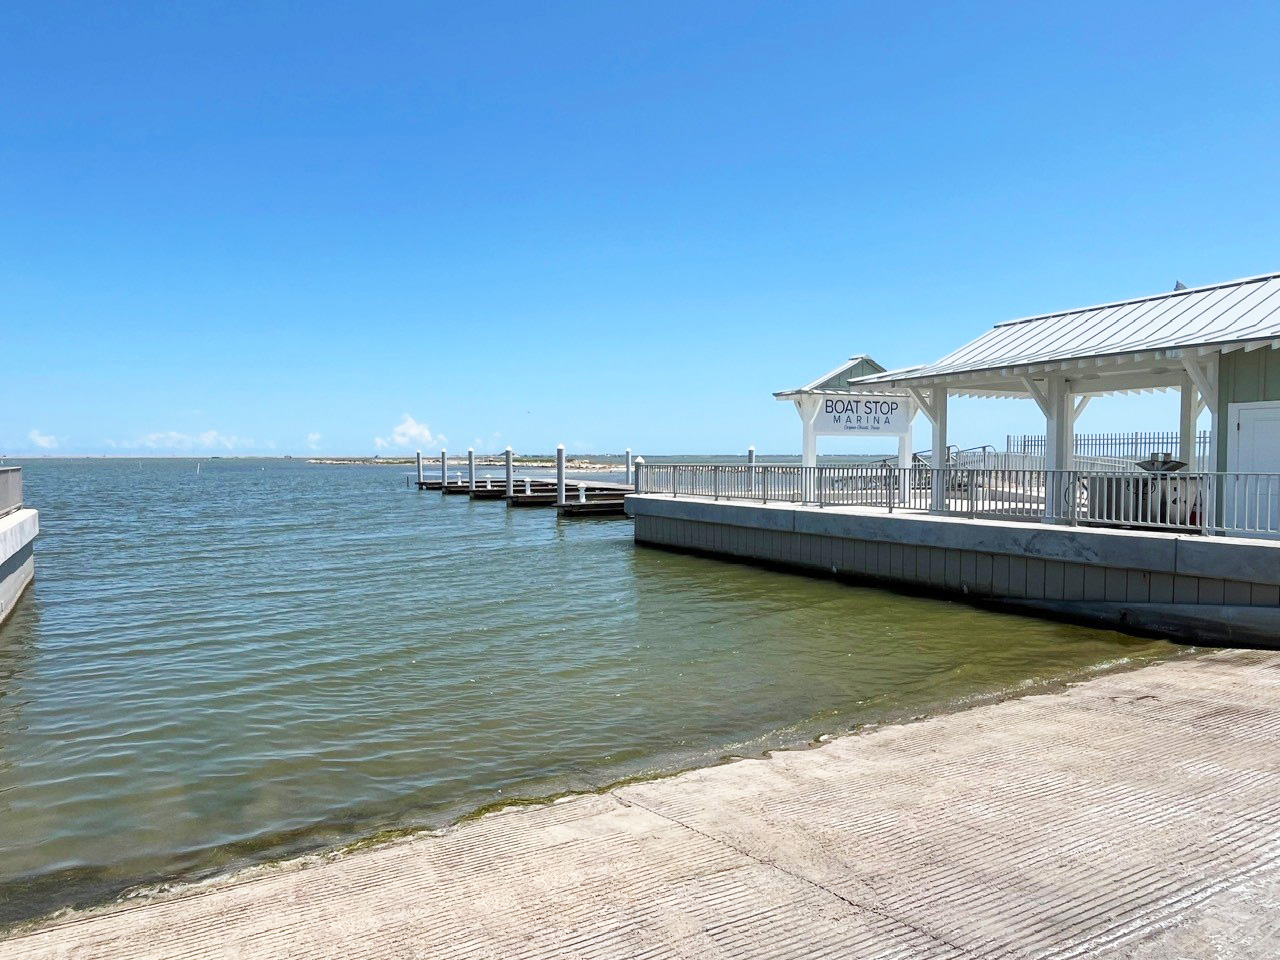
[0,458,1180,924]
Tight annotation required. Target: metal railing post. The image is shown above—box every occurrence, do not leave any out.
[555,444,565,506]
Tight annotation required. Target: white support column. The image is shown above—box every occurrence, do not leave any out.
[415,450,423,486]
[797,396,820,502]
[1044,376,1073,521]
[1182,352,1220,472]
[440,449,447,486]
[625,448,633,485]
[555,444,566,506]
[467,448,476,491]
[896,402,915,505]
[929,386,948,512]
[505,446,514,497]
[1179,373,1197,467]
[799,397,820,469]
[1207,355,1220,474]
[801,421,818,469]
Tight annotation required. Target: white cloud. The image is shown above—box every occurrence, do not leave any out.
[28,428,58,449]
[307,432,322,450]
[108,430,252,451]
[155,431,242,450]
[375,414,442,450]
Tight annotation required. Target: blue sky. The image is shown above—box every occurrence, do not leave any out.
[4,1,1278,457]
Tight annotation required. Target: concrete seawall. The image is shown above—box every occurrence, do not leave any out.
[0,509,37,626]
[627,495,1280,645]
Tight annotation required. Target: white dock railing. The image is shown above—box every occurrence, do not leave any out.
[0,467,21,520]
[634,464,1280,538]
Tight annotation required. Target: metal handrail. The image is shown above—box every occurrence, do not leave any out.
[0,467,21,519]
[635,463,1280,538]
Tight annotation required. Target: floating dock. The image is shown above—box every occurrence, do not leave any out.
[408,448,635,520]
[556,499,628,518]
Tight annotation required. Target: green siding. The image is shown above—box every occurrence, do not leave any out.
[810,356,886,391]
[1217,347,1280,468]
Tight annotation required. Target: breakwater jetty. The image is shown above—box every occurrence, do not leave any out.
[410,446,636,518]
[5,649,1278,959]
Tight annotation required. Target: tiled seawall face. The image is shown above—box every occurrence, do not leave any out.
[632,509,1280,644]
[636,513,1280,606]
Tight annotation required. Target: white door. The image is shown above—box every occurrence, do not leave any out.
[1226,401,1280,533]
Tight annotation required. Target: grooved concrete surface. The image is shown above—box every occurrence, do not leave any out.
[5,650,1280,959]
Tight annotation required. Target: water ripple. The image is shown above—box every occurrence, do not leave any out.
[0,457,1180,926]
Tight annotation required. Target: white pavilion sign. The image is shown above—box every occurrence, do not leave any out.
[774,355,916,468]
[812,395,910,436]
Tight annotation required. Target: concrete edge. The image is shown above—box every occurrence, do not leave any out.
[0,509,37,628]
[626,495,1280,581]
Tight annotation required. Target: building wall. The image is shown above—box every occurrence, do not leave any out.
[628,495,1280,646]
[1217,346,1280,468]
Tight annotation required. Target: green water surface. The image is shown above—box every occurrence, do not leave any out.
[0,458,1181,925]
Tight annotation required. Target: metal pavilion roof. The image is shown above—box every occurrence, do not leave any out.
[849,272,1280,398]
[773,354,890,398]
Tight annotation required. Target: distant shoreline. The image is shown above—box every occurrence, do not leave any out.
[308,456,618,470]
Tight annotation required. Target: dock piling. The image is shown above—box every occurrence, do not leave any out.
[468,449,476,492]
[625,448,633,485]
[578,483,586,504]
[556,445,566,506]
[525,478,532,494]
[416,450,423,486]
[505,447,514,497]
[440,449,447,486]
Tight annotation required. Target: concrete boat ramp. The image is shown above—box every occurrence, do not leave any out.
[5,649,1280,959]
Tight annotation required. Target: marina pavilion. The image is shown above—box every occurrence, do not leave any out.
[771,272,1280,535]
[629,273,1280,643]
